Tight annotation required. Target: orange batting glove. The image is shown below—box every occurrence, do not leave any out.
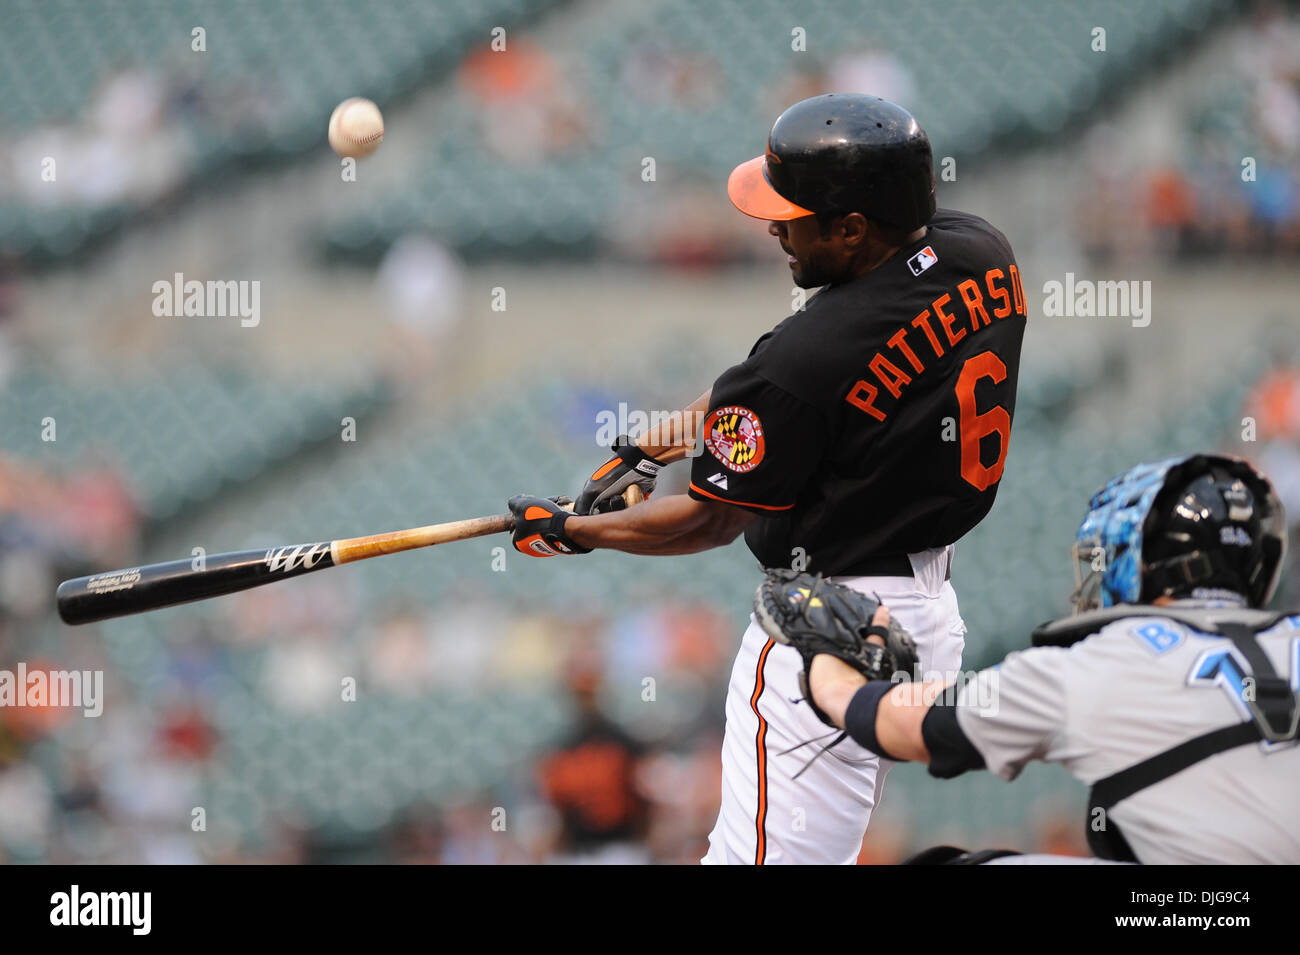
[507,495,591,557]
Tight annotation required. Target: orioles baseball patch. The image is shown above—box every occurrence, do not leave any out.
[703,406,765,472]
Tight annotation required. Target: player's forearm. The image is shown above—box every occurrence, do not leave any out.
[871,681,938,762]
[823,676,937,762]
[567,492,753,555]
[634,389,710,463]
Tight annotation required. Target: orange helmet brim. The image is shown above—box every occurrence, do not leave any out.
[727,156,815,220]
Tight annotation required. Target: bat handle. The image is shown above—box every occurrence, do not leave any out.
[553,484,644,515]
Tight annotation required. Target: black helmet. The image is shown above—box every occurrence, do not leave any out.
[728,93,936,231]
[1073,454,1287,611]
[1142,456,1288,607]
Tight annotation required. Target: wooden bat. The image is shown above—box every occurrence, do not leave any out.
[56,485,646,626]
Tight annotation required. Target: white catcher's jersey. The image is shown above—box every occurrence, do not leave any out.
[954,604,1300,864]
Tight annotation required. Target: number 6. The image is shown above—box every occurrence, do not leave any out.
[955,351,1011,492]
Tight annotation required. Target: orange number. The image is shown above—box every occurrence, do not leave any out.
[955,351,1010,492]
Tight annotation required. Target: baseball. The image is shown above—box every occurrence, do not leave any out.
[328,97,384,158]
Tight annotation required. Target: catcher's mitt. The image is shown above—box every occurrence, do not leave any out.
[754,568,920,727]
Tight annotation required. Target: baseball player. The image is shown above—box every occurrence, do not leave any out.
[506,94,1028,864]
[771,453,1299,864]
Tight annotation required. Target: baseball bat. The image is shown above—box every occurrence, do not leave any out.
[56,485,646,626]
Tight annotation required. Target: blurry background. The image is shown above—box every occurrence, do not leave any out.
[1,0,1298,863]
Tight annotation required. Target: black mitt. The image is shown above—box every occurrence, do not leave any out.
[754,569,920,727]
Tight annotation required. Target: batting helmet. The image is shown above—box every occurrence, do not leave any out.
[727,93,936,231]
[1071,454,1287,612]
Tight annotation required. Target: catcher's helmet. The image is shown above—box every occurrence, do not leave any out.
[727,93,936,231]
[1071,454,1287,612]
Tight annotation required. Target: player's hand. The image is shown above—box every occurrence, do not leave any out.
[574,436,664,515]
[508,495,592,557]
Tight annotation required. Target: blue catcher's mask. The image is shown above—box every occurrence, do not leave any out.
[1071,454,1287,612]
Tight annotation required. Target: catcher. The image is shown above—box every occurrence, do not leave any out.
[760,454,1300,864]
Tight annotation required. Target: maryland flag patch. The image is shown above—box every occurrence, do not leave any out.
[703,405,766,473]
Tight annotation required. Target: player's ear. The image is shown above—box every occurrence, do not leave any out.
[840,212,870,248]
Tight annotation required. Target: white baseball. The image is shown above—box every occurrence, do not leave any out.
[328,98,384,159]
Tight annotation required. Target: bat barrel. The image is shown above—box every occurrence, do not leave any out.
[56,544,335,625]
[54,487,646,625]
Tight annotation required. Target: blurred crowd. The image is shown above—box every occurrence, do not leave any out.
[2,58,283,213]
[1242,355,1300,606]
[1076,3,1300,263]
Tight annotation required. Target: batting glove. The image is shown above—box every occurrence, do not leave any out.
[508,495,591,557]
[574,436,664,515]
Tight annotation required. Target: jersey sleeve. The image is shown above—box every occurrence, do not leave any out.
[688,362,828,514]
[954,647,1071,781]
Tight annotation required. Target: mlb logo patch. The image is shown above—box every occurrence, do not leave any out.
[907,246,938,276]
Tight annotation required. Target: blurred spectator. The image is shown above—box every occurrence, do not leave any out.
[0,454,139,620]
[369,606,439,694]
[375,233,466,384]
[1030,804,1090,858]
[458,38,593,162]
[262,628,352,714]
[857,819,911,865]
[621,39,724,108]
[537,647,650,863]
[1145,167,1197,256]
[636,737,723,863]
[827,46,915,105]
[609,177,757,269]
[438,801,520,864]
[1243,357,1300,605]
[1246,361,1300,442]
[1238,2,1300,156]
[0,759,53,860]
[89,64,167,137]
[7,63,191,210]
[763,60,829,121]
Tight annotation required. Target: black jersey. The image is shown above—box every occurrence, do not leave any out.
[688,209,1027,575]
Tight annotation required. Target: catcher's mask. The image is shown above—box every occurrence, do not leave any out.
[1070,454,1286,613]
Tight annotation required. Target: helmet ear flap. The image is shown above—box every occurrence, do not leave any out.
[1250,476,1287,606]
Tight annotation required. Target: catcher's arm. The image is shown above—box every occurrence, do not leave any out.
[808,607,949,762]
